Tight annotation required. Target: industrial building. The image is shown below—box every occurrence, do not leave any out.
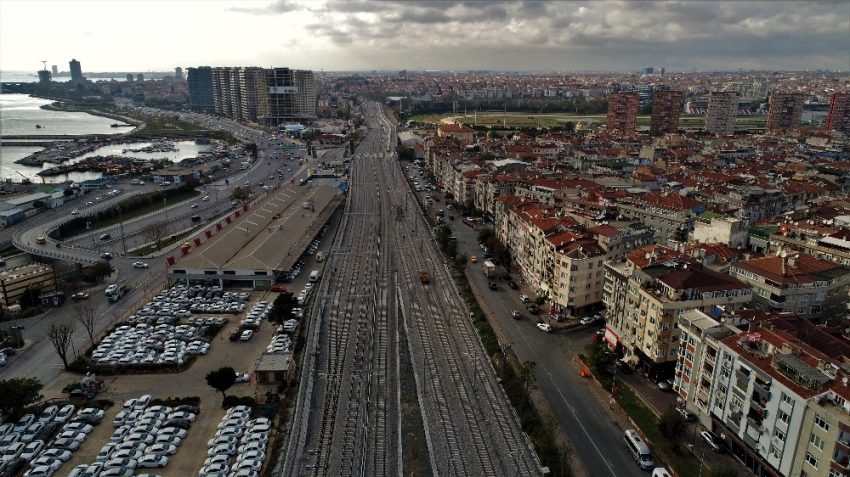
[167,184,342,288]
[0,263,57,308]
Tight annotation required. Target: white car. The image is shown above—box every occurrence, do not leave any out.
[38,406,58,423]
[137,454,168,468]
[240,330,253,341]
[71,209,80,215]
[157,427,187,439]
[55,431,86,442]
[53,405,75,424]
[145,443,178,456]
[167,411,195,422]
[30,457,63,471]
[19,439,44,461]
[208,444,236,457]
[96,443,118,462]
[104,457,138,470]
[22,465,55,477]
[76,408,104,421]
[234,373,250,383]
[536,323,552,333]
[199,462,229,476]
[207,435,238,449]
[204,455,231,467]
[63,422,93,435]
[133,262,149,269]
[231,459,262,472]
[154,435,181,447]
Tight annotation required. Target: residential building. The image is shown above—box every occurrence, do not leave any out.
[187,66,214,112]
[603,245,752,376]
[705,91,739,135]
[174,67,184,81]
[650,91,682,135]
[769,225,850,268]
[606,92,639,133]
[69,58,83,83]
[729,253,850,325]
[766,92,805,133]
[691,213,748,249]
[37,70,51,83]
[615,192,706,246]
[708,325,850,477]
[436,124,475,141]
[212,67,240,119]
[826,92,850,133]
[260,68,316,126]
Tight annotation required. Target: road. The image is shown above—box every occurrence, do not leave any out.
[419,174,647,477]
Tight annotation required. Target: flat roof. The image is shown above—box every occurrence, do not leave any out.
[172,184,342,272]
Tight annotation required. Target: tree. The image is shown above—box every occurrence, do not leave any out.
[584,342,617,375]
[63,189,75,197]
[658,406,688,443]
[206,367,237,398]
[476,228,495,245]
[74,301,99,343]
[519,360,537,405]
[0,378,43,417]
[19,285,41,310]
[88,261,115,284]
[706,464,738,477]
[142,221,169,249]
[230,187,251,202]
[398,147,415,160]
[270,292,298,325]
[32,200,45,208]
[47,320,77,369]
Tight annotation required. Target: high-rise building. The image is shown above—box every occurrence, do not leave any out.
[37,70,51,83]
[649,90,682,135]
[238,67,266,123]
[174,67,184,81]
[187,66,215,112]
[658,67,665,79]
[136,74,144,82]
[723,82,769,100]
[69,59,83,82]
[260,67,316,126]
[766,92,804,132]
[606,92,639,133]
[826,92,850,133]
[640,67,654,75]
[126,74,134,82]
[705,91,739,135]
[51,65,58,75]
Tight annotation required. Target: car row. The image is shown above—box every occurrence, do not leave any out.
[91,323,209,366]
[199,407,267,477]
[240,301,271,328]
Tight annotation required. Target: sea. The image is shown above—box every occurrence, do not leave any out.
[1,73,209,184]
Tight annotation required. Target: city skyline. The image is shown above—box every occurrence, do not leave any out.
[1,1,847,73]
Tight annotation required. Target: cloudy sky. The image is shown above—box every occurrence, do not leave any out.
[1,0,847,73]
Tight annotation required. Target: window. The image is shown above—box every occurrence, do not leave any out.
[769,445,781,459]
[797,307,808,314]
[830,468,843,477]
[814,414,829,432]
[810,305,822,314]
[786,295,795,303]
[773,428,785,442]
[809,433,825,451]
[799,294,810,301]
[777,409,790,424]
[781,393,793,406]
[571,265,578,271]
[804,452,819,469]
[814,292,826,301]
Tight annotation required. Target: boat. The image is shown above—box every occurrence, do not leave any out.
[35,124,42,128]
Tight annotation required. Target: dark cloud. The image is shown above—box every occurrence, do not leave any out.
[229,0,301,15]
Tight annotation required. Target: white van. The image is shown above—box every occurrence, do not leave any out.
[309,270,320,282]
[652,468,672,477]
[623,429,655,470]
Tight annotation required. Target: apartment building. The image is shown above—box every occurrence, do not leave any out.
[212,67,240,119]
[706,91,740,135]
[603,246,752,376]
[769,225,850,268]
[606,92,639,133]
[766,92,805,133]
[650,91,683,136]
[826,92,850,133]
[729,253,850,325]
[615,192,705,246]
[261,68,316,125]
[549,224,655,316]
[709,326,850,477]
[187,66,214,112]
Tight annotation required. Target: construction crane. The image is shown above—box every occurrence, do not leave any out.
[15,171,32,185]
[41,61,47,71]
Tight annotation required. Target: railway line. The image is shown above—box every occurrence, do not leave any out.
[282,103,538,476]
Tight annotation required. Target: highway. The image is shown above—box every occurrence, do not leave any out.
[283,103,539,476]
[0,110,317,389]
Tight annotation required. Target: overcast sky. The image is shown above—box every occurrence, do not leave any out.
[1,1,847,73]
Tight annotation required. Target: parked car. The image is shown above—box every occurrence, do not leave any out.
[536,323,552,333]
[701,431,725,452]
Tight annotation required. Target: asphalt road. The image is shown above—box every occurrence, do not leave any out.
[410,165,647,477]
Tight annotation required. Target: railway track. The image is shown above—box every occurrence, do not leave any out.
[283,103,537,476]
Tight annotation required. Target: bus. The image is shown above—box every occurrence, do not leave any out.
[35,236,47,244]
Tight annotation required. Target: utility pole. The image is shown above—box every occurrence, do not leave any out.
[117,207,126,254]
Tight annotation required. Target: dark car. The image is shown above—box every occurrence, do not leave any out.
[701,431,725,452]
[508,281,518,289]
[0,347,15,356]
[34,421,61,441]
[614,360,633,375]
[526,304,540,314]
[69,389,95,400]
[72,413,102,425]
[0,458,26,477]
[501,272,511,280]
[174,405,200,414]
[99,233,111,240]
[164,418,191,429]
[229,331,241,342]
[488,282,498,290]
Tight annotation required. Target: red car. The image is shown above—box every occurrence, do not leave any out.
[270,285,286,292]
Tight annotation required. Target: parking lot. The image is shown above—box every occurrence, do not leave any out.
[4,285,292,477]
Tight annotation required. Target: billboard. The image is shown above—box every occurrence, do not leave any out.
[269,86,298,94]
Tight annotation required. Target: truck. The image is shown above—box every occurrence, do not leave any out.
[130,179,141,185]
[419,271,430,283]
[309,270,321,282]
[106,285,131,302]
[482,260,496,278]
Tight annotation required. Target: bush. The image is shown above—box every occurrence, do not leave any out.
[222,395,256,408]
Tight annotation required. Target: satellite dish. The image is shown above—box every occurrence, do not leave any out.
[780,250,787,258]
[843,376,848,387]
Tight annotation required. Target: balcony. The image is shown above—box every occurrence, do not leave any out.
[753,381,771,402]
